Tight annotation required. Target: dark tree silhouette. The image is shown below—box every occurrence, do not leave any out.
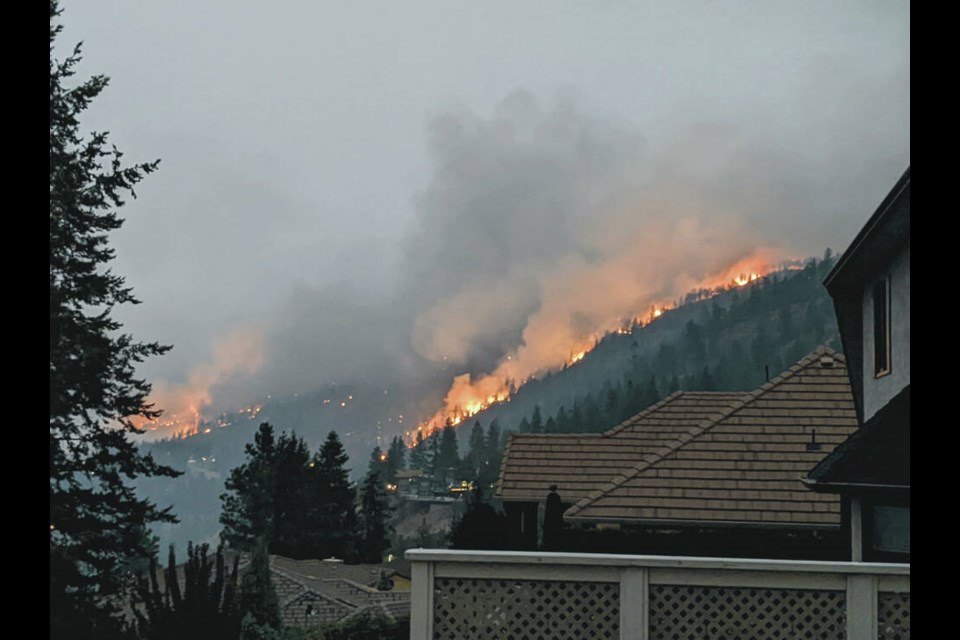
[310,431,359,560]
[135,542,241,640]
[358,471,392,563]
[238,543,280,634]
[50,2,179,636]
[449,485,515,550]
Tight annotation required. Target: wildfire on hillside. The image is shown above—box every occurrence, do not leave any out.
[406,251,791,441]
[133,326,264,439]
[137,252,800,444]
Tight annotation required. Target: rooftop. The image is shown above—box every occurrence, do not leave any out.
[499,347,858,528]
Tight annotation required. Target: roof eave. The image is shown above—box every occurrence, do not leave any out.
[823,167,910,290]
[562,515,839,531]
[801,477,910,494]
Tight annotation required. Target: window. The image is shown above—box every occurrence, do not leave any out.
[872,505,910,554]
[872,277,891,376]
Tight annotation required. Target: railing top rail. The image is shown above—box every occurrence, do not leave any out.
[405,549,910,576]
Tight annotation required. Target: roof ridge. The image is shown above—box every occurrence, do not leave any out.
[270,566,355,610]
[602,391,685,437]
[564,396,742,518]
[508,433,602,439]
[564,347,841,520]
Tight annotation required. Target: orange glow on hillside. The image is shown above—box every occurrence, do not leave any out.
[134,326,264,438]
[409,249,792,442]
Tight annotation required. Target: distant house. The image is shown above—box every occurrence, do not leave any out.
[268,555,410,630]
[803,168,910,562]
[497,347,860,559]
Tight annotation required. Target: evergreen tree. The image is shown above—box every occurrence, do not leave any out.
[358,471,392,563]
[50,3,180,635]
[135,542,241,640]
[409,430,426,471]
[270,431,312,557]
[220,424,321,558]
[436,425,460,473]
[603,384,620,427]
[367,446,387,480]
[570,402,584,432]
[428,431,440,475]
[529,406,543,433]
[311,431,358,560]
[238,543,280,633]
[220,424,280,552]
[385,435,406,483]
[485,419,501,456]
[466,421,486,478]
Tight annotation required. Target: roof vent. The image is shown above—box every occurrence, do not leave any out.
[806,428,822,451]
[819,355,835,368]
[323,557,344,564]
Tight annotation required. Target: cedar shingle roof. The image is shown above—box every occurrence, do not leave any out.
[563,347,857,527]
[497,391,748,502]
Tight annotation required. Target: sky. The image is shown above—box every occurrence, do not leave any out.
[59,1,909,433]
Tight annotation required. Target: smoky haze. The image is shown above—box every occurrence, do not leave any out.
[227,87,906,428]
[62,1,908,435]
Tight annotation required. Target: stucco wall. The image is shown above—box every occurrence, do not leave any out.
[862,244,910,420]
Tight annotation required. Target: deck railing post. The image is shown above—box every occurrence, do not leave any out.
[845,573,878,640]
[619,567,649,640]
[410,559,434,639]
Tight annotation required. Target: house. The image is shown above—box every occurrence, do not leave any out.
[410,175,911,639]
[803,167,910,562]
[142,551,411,632]
[497,347,860,559]
[267,555,410,630]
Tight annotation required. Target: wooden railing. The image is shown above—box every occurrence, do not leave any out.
[407,550,909,639]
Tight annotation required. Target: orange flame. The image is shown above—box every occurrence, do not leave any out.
[135,326,265,439]
[411,250,789,440]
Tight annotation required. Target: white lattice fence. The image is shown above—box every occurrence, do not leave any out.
[878,591,910,639]
[408,550,910,640]
[648,585,846,640]
[433,578,620,639]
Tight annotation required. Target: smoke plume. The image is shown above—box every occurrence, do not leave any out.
[144,88,907,437]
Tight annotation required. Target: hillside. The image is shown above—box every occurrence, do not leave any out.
[450,252,840,443]
[137,252,840,554]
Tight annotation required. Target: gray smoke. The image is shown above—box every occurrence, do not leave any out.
[195,83,907,425]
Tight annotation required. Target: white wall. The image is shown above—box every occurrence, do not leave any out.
[862,244,910,421]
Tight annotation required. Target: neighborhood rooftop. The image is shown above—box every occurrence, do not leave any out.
[499,346,858,528]
[497,391,748,502]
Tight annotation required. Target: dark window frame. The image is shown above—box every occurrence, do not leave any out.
[872,277,891,377]
[862,494,910,563]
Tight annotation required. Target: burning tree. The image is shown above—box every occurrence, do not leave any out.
[49,1,180,637]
